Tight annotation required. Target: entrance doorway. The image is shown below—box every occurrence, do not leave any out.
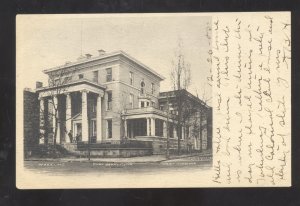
[74,123,82,142]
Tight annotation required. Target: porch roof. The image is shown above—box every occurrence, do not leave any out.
[36,79,106,98]
[123,106,177,120]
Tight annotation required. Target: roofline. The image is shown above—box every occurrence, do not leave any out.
[35,79,106,93]
[119,51,165,81]
[158,89,211,109]
[43,50,165,81]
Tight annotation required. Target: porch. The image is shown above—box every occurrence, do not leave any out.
[37,79,105,145]
[123,106,182,139]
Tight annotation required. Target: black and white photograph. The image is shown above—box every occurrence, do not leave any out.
[16,12,291,188]
[17,14,213,188]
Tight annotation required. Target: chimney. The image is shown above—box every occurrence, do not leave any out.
[85,53,92,59]
[36,81,43,89]
[98,49,106,56]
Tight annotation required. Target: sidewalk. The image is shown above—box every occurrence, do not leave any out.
[26,152,212,164]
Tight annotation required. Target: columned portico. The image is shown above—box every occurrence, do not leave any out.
[123,107,178,139]
[37,80,105,145]
[81,90,88,142]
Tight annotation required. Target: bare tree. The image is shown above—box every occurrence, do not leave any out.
[110,87,131,143]
[40,67,75,147]
[186,21,212,152]
[190,87,212,152]
[169,39,192,155]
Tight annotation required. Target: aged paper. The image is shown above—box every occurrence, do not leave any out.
[16,12,290,188]
[212,12,291,186]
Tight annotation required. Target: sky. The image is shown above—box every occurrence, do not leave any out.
[17,14,212,102]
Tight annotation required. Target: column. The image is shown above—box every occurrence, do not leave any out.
[146,118,150,136]
[174,124,177,139]
[124,119,128,137]
[131,123,134,138]
[163,121,167,137]
[53,95,60,144]
[151,118,155,136]
[96,94,102,142]
[81,90,88,142]
[39,97,45,144]
[182,126,185,140]
[65,93,72,143]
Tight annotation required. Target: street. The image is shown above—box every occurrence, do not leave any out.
[24,154,212,176]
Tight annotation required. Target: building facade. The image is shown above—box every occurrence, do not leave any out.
[33,50,211,155]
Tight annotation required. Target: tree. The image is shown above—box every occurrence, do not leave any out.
[169,39,192,155]
[40,67,75,147]
[111,87,131,143]
[191,88,211,152]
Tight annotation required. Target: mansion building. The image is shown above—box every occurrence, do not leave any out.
[24,50,212,157]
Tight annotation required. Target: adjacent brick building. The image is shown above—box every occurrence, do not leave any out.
[23,89,40,152]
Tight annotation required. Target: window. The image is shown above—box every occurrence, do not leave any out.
[92,98,97,112]
[129,71,134,85]
[129,94,134,109]
[107,91,112,110]
[134,119,147,136]
[146,102,149,107]
[140,80,145,95]
[106,68,112,82]
[179,127,183,139]
[78,74,84,79]
[155,119,164,137]
[151,101,155,107]
[63,76,70,84]
[151,83,154,94]
[92,120,97,136]
[186,126,190,138]
[54,79,60,86]
[107,119,112,139]
[141,101,145,108]
[93,71,98,83]
[169,123,174,138]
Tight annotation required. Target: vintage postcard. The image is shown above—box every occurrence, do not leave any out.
[16,12,291,188]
